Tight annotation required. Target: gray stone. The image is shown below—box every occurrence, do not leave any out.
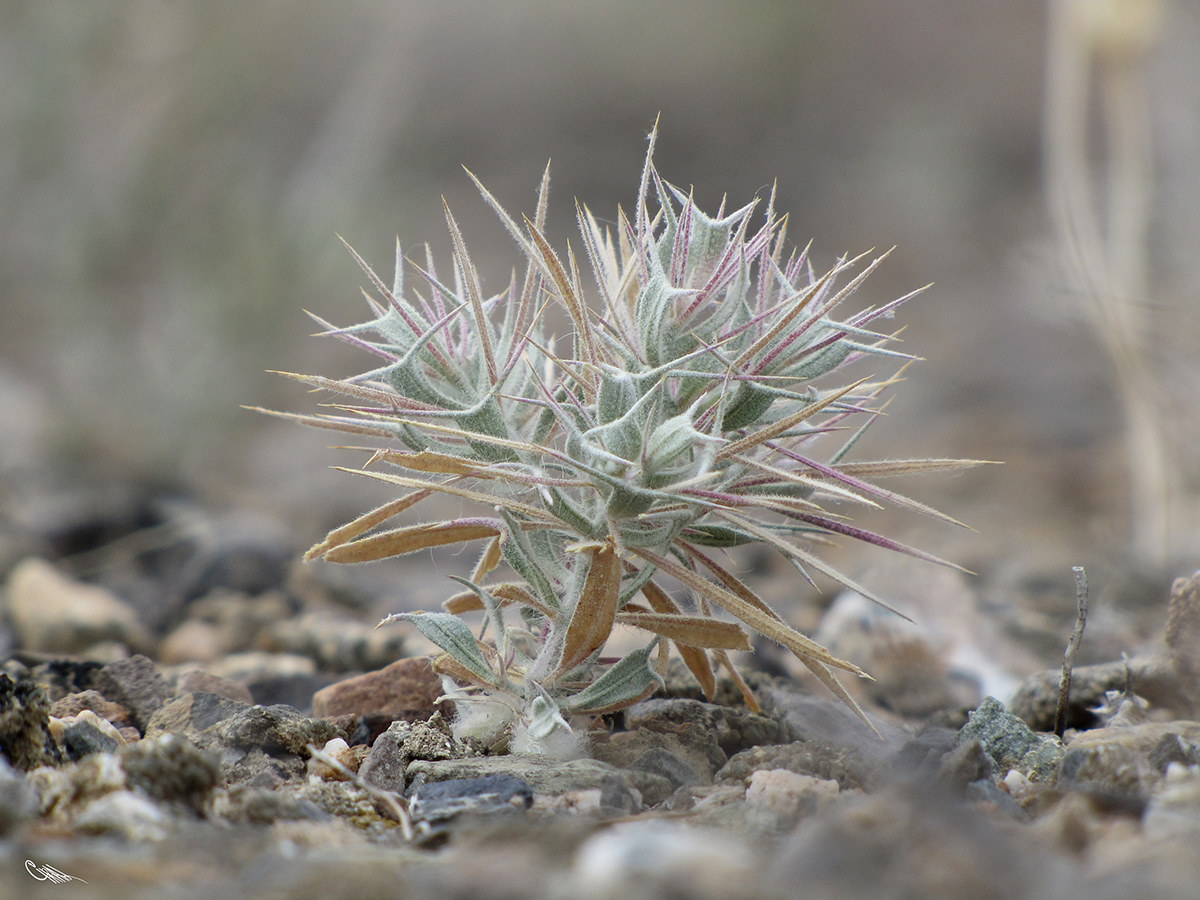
[213,703,340,756]
[175,669,254,704]
[716,741,866,791]
[264,610,409,673]
[1009,656,1190,732]
[956,696,1063,782]
[1056,720,1200,804]
[1150,732,1200,772]
[93,654,172,733]
[144,691,251,745]
[358,722,409,793]
[935,739,994,794]
[589,725,719,783]
[617,768,675,808]
[406,754,661,803]
[964,778,1028,820]
[628,698,788,759]
[216,783,328,824]
[120,733,221,814]
[221,746,307,787]
[629,746,700,792]
[145,693,344,786]
[758,686,910,771]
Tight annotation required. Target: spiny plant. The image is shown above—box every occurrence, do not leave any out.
[257,127,985,755]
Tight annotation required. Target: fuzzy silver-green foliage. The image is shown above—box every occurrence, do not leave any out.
[263,127,981,753]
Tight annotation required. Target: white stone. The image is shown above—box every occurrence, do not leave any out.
[572,820,757,900]
[307,738,355,781]
[4,558,149,653]
[74,791,169,841]
[746,769,840,813]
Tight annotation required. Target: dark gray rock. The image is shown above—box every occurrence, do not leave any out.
[598,774,641,813]
[60,718,119,760]
[936,739,994,794]
[0,673,60,770]
[965,777,1028,820]
[245,672,335,714]
[175,669,253,704]
[589,724,721,783]
[411,774,533,819]
[93,654,171,733]
[219,745,307,787]
[628,746,700,792]
[145,693,343,786]
[629,698,787,757]
[888,726,959,782]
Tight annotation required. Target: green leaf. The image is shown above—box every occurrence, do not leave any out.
[644,412,698,475]
[562,644,664,713]
[380,612,498,685]
[720,383,774,431]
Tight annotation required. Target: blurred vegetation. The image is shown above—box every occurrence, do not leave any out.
[1,1,1197,568]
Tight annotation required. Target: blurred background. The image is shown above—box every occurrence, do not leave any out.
[1,0,1198,621]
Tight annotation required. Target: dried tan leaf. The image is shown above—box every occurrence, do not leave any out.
[443,590,483,615]
[377,449,485,477]
[830,458,998,478]
[304,490,432,561]
[617,611,751,650]
[324,521,500,564]
[556,542,620,675]
[632,548,868,678]
[471,536,503,582]
[442,581,554,618]
[430,652,481,686]
[332,467,559,524]
[798,655,877,735]
[713,650,761,713]
[683,546,786,624]
[641,578,715,700]
[523,215,599,376]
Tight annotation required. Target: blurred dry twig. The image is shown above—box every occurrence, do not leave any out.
[1043,0,1175,564]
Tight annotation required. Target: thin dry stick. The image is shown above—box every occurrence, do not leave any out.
[1055,565,1089,738]
[306,743,414,840]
